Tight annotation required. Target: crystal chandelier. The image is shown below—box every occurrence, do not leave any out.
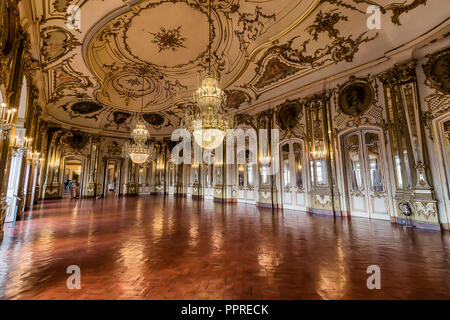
[131,122,149,145]
[194,69,225,113]
[125,69,156,164]
[183,107,234,150]
[125,137,155,164]
[185,0,233,150]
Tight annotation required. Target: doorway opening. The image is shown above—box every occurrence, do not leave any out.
[103,160,121,197]
[63,160,82,199]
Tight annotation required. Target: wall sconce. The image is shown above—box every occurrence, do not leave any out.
[12,136,32,154]
[310,150,325,159]
[27,151,41,164]
[0,103,16,131]
[310,140,326,159]
[157,162,165,170]
[238,164,245,172]
[259,155,271,165]
[51,160,60,168]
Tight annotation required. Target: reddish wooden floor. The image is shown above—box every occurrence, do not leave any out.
[1,196,449,300]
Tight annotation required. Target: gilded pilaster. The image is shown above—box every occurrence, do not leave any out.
[86,135,101,197]
[256,109,278,208]
[0,128,12,239]
[379,60,439,229]
[304,90,341,215]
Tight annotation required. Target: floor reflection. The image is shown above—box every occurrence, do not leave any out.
[0,196,449,299]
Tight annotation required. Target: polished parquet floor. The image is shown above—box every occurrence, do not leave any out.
[1,196,449,300]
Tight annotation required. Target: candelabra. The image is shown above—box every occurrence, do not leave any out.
[11,136,32,156]
[27,150,41,165]
[0,103,16,132]
[259,155,272,166]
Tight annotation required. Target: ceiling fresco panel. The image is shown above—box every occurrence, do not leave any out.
[32,0,448,137]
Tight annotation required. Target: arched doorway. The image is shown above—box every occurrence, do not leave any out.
[341,128,390,220]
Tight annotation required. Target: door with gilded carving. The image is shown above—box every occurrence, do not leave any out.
[237,150,256,204]
[280,141,306,211]
[204,165,214,199]
[343,130,389,220]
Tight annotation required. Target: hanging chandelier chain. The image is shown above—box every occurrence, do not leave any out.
[125,67,155,164]
[184,0,235,150]
[208,0,211,72]
[140,68,145,115]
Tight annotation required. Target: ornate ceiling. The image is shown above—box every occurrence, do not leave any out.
[25,0,449,137]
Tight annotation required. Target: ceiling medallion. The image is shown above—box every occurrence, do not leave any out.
[125,70,156,164]
[184,0,234,150]
[423,48,450,95]
[338,78,374,117]
[151,26,186,52]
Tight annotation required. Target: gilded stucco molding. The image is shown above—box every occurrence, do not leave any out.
[422,48,450,136]
[40,26,82,67]
[324,0,427,26]
[333,75,384,133]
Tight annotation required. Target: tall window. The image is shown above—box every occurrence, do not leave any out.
[246,164,253,187]
[238,164,244,186]
[345,134,363,191]
[138,167,143,185]
[236,149,255,188]
[205,165,213,187]
[280,141,304,190]
[193,166,199,184]
[293,142,303,189]
[260,166,269,185]
[365,132,384,192]
[282,144,290,188]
